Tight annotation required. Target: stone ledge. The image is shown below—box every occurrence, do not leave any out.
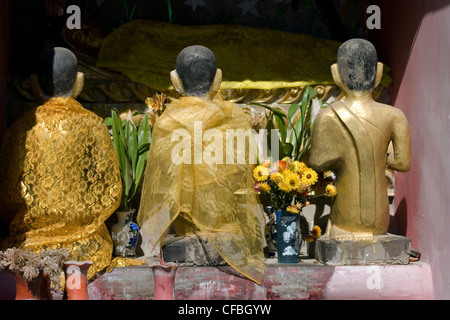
[87,259,433,300]
[0,260,433,300]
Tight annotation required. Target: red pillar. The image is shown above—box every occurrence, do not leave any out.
[0,0,11,142]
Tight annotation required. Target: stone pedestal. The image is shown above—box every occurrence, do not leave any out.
[162,234,227,266]
[315,234,411,265]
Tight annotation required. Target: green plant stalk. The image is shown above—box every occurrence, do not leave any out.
[255,85,319,162]
[108,111,152,211]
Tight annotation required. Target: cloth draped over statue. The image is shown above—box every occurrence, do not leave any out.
[137,95,267,284]
[97,20,392,92]
[0,97,129,279]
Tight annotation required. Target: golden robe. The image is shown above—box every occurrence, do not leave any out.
[138,96,266,284]
[0,97,122,279]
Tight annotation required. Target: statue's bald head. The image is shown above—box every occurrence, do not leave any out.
[37,47,78,98]
[176,45,217,97]
[337,39,378,92]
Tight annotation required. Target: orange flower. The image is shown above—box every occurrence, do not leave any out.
[277,160,287,172]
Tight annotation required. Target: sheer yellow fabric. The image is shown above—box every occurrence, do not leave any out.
[137,95,266,284]
[0,97,122,279]
[97,20,392,92]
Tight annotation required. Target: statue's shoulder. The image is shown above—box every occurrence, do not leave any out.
[316,105,339,122]
[372,101,408,121]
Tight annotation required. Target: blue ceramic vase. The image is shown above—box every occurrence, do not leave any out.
[111,210,139,258]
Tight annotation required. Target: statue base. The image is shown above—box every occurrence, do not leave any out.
[315,234,411,265]
[162,234,227,267]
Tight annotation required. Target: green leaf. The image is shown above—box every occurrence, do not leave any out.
[168,0,173,23]
[129,4,138,21]
[137,114,152,151]
[288,103,300,128]
[125,120,138,180]
[131,150,149,200]
[104,117,113,127]
[112,111,125,174]
[282,142,294,157]
[274,113,287,144]
[253,103,287,120]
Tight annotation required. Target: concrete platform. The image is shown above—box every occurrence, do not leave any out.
[0,259,433,300]
[88,259,433,300]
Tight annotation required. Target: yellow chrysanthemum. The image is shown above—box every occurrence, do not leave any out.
[311,226,322,239]
[253,165,269,182]
[270,172,284,185]
[278,183,292,193]
[294,161,308,174]
[305,235,315,243]
[284,172,302,191]
[283,168,294,175]
[301,169,319,186]
[326,184,337,197]
[258,182,271,192]
[287,205,300,214]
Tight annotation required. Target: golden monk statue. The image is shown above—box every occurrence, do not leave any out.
[0,48,122,279]
[137,46,266,284]
[309,39,411,241]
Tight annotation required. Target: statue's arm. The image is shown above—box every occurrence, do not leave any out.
[308,110,341,172]
[387,109,411,172]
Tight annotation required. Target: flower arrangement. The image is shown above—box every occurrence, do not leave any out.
[254,157,337,244]
[0,248,70,288]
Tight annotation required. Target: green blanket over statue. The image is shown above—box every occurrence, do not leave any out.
[97,20,392,92]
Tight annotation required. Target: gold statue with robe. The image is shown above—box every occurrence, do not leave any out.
[0,48,122,279]
[137,46,266,284]
[309,39,411,241]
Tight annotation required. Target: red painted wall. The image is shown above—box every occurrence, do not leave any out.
[370,0,450,299]
[0,0,10,142]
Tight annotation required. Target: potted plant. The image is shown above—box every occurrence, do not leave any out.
[0,248,69,300]
[104,107,152,258]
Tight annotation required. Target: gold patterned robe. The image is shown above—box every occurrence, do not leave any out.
[138,95,266,284]
[0,97,122,279]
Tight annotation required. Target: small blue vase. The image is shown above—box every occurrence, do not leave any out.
[111,210,139,258]
[276,210,300,263]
